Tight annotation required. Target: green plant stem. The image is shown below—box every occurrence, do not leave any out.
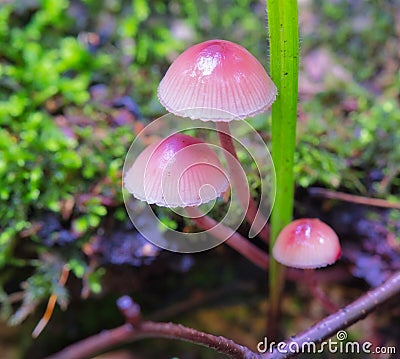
[267,0,299,338]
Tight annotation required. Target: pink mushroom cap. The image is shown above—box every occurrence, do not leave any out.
[158,39,277,122]
[272,218,342,269]
[124,133,229,207]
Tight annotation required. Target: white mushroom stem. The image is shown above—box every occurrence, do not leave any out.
[215,121,270,242]
[185,206,268,270]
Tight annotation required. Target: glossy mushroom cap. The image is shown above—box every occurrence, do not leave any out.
[158,39,277,122]
[124,133,228,207]
[272,218,341,269]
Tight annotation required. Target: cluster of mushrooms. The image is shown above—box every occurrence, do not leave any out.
[124,39,341,270]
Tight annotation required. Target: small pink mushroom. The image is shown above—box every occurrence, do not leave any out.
[272,218,341,269]
[124,133,228,208]
[158,39,277,122]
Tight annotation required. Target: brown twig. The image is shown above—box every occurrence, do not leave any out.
[46,323,255,359]
[46,325,138,359]
[47,271,400,359]
[262,271,400,358]
[47,296,257,359]
[309,187,400,210]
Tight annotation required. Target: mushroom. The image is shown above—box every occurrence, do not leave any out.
[124,132,268,269]
[158,39,277,121]
[124,132,229,208]
[272,218,342,313]
[272,218,341,269]
[158,39,277,240]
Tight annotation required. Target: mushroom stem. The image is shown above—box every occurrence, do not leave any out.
[215,122,270,242]
[185,206,268,270]
[305,269,338,314]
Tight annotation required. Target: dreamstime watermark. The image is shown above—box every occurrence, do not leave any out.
[257,330,397,355]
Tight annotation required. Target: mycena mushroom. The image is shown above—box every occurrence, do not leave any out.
[125,133,229,208]
[158,39,277,121]
[272,218,342,312]
[124,132,268,269]
[272,218,341,269]
[158,39,277,240]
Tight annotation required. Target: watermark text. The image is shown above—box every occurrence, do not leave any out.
[257,330,396,355]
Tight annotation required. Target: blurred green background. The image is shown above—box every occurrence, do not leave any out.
[0,0,399,358]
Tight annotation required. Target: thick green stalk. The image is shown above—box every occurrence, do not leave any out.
[267,0,299,337]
